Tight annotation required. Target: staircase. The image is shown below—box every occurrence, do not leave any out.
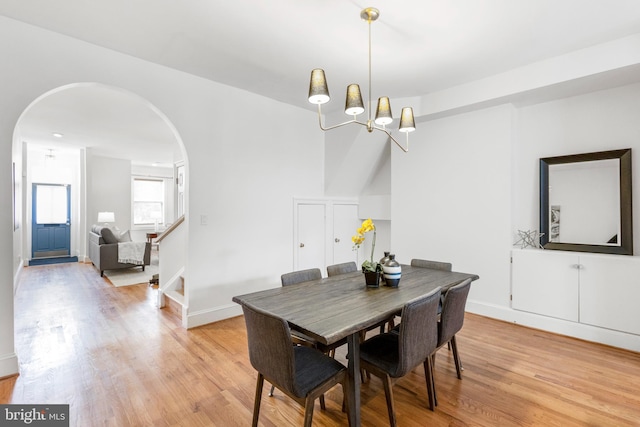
[154,216,187,327]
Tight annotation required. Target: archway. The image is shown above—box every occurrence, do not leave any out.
[12,82,189,308]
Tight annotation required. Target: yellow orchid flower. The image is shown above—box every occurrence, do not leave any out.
[352,218,379,272]
[361,218,374,233]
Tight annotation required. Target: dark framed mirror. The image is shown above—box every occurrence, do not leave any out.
[540,148,633,255]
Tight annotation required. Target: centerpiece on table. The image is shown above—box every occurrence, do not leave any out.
[352,218,382,287]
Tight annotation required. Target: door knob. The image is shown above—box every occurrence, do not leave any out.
[335,238,340,243]
[299,243,305,248]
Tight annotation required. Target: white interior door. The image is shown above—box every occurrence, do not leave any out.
[296,203,326,271]
[332,204,360,265]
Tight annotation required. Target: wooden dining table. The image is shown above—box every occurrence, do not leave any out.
[232,265,479,426]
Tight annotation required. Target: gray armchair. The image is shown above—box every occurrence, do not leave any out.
[88,225,151,277]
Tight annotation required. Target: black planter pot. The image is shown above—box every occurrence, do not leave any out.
[363,271,381,288]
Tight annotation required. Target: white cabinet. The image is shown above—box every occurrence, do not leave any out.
[512,250,579,321]
[512,249,640,336]
[579,255,640,336]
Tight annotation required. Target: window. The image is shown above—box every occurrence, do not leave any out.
[133,177,164,226]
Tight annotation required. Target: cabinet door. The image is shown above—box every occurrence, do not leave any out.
[296,203,326,271]
[512,250,579,322]
[580,255,640,335]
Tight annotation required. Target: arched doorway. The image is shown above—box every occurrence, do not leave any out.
[12,82,188,303]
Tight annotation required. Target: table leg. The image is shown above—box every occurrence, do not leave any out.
[347,332,361,426]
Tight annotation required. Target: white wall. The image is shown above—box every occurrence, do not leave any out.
[87,154,132,234]
[392,83,640,351]
[514,82,640,252]
[2,15,324,376]
[392,104,514,309]
[4,15,640,378]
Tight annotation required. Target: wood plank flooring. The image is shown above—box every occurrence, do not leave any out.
[2,261,640,426]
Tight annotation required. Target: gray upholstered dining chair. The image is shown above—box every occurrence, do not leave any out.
[410,258,453,271]
[410,258,453,316]
[326,261,357,277]
[434,278,472,380]
[280,268,336,351]
[273,267,347,401]
[359,287,442,426]
[281,268,322,286]
[241,302,349,427]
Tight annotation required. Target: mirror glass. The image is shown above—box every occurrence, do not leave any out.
[540,149,633,255]
[548,159,620,245]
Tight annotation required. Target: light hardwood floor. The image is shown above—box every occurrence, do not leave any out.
[2,261,640,426]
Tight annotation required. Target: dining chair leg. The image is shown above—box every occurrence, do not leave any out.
[303,396,315,427]
[253,374,264,427]
[320,394,326,410]
[341,376,350,414]
[423,358,436,411]
[451,336,463,379]
[381,374,397,427]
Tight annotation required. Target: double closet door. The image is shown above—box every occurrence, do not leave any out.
[294,199,361,274]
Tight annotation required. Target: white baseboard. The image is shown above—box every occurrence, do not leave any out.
[185,303,243,329]
[0,352,19,378]
[466,299,640,353]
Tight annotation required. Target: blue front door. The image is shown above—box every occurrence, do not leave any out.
[32,183,71,258]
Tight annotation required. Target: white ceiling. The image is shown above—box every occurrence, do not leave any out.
[3,0,640,164]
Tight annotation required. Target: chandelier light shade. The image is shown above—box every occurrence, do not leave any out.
[374,96,393,126]
[399,107,416,133]
[308,69,330,105]
[308,7,416,152]
[345,84,365,116]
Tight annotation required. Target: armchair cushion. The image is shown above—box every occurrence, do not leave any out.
[101,227,119,244]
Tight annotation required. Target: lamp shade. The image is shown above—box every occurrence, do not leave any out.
[374,97,393,126]
[344,84,365,116]
[97,212,115,224]
[308,69,330,104]
[399,107,416,133]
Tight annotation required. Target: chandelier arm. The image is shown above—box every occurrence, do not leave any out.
[316,105,368,131]
[372,126,409,153]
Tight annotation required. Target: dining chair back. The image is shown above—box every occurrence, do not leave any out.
[359,287,442,426]
[276,267,346,402]
[437,278,472,379]
[281,268,322,286]
[326,261,358,277]
[411,258,452,271]
[241,302,349,427]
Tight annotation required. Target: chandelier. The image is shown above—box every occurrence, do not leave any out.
[308,7,416,152]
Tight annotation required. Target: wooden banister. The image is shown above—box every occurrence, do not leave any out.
[156,215,185,244]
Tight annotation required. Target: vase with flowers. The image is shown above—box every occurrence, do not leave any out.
[352,218,382,287]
